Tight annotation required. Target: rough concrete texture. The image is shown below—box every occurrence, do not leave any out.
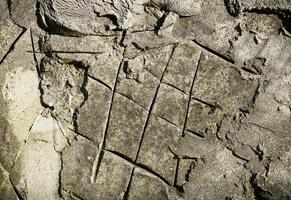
[0,0,291,199]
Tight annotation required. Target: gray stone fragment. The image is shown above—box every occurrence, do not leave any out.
[95,152,133,199]
[186,100,224,138]
[0,0,22,61]
[192,52,259,113]
[77,78,112,145]
[61,136,99,200]
[10,0,37,27]
[62,140,132,200]
[137,115,181,185]
[163,42,201,94]
[172,0,239,59]
[153,83,188,128]
[127,168,169,200]
[106,93,148,160]
[143,45,174,80]
[116,45,174,110]
[116,56,160,110]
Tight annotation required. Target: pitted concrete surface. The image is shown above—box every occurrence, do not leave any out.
[1,0,291,199]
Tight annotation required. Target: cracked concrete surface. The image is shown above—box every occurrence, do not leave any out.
[1,0,291,199]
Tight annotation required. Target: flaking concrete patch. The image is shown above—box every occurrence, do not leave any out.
[3,68,42,142]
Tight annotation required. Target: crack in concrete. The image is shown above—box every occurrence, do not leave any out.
[122,43,178,199]
[12,110,44,168]
[0,29,26,66]
[90,59,125,183]
[173,50,202,188]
